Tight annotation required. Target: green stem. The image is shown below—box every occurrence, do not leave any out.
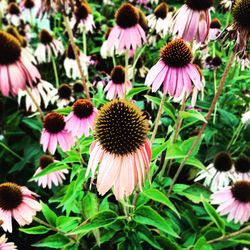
[167,51,236,196]
[0,142,23,160]
[112,55,116,67]
[226,122,244,150]
[82,29,89,83]
[213,69,217,124]
[151,93,167,144]
[51,55,59,88]
[124,50,129,98]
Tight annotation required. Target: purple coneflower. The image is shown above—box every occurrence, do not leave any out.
[34,155,68,189]
[107,3,146,54]
[209,18,222,40]
[172,0,213,43]
[55,84,74,108]
[104,65,132,100]
[211,180,250,224]
[145,38,204,106]
[6,2,21,26]
[40,112,75,154]
[86,99,151,200]
[65,99,98,138]
[234,155,250,180]
[35,29,64,63]
[0,182,41,233]
[0,31,40,97]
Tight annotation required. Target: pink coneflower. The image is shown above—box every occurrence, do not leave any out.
[18,80,56,112]
[195,151,235,191]
[209,18,222,40]
[33,155,68,189]
[104,66,132,100]
[211,180,250,225]
[86,99,151,200]
[106,3,146,54]
[0,234,16,249]
[65,99,98,138]
[220,0,250,53]
[234,155,250,180]
[70,2,95,33]
[147,3,172,38]
[64,44,89,80]
[40,112,75,154]
[6,3,21,26]
[145,39,204,106]
[0,31,40,97]
[55,84,74,108]
[34,29,64,63]
[172,0,213,43]
[0,182,42,233]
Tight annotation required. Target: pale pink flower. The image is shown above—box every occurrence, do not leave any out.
[145,39,204,106]
[6,2,21,26]
[172,0,213,43]
[70,2,95,33]
[40,112,75,155]
[35,29,64,63]
[0,182,42,233]
[0,234,16,249]
[136,0,148,5]
[0,31,41,97]
[209,18,221,40]
[86,99,151,200]
[33,155,68,189]
[242,110,250,124]
[234,156,250,181]
[55,84,74,109]
[65,99,98,138]
[211,181,250,225]
[104,65,132,100]
[106,3,146,54]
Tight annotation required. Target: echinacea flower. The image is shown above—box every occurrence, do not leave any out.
[6,2,21,26]
[0,234,16,250]
[234,155,250,180]
[242,110,250,124]
[219,0,234,12]
[65,99,98,138]
[70,2,95,33]
[220,0,250,53]
[147,3,172,38]
[129,57,149,79]
[0,31,40,97]
[172,0,213,43]
[55,84,74,108]
[211,180,250,224]
[40,112,75,154]
[104,65,132,100]
[195,151,235,191]
[145,39,204,106]
[209,18,222,40]
[35,29,64,63]
[33,155,69,188]
[0,182,42,233]
[107,3,146,54]
[86,99,151,200]
[64,44,89,80]
[100,28,114,59]
[18,80,57,112]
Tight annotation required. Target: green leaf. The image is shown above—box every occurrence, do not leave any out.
[19,226,50,234]
[202,199,225,233]
[133,206,179,238]
[152,140,169,160]
[127,86,149,100]
[31,163,69,180]
[193,237,213,250]
[32,233,70,248]
[82,192,99,219]
[142,188,179,217]
[67,210,118,235]
[41,201,57,226]
[179,110,207,123]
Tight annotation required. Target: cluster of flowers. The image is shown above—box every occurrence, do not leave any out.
[0,0,249,247]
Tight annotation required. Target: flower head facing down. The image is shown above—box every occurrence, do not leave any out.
[65,99,98,138]
[56,84,74,108]
[86,99,151,200]
[0,31,41,96]
[195,151,235,191]
[172,0,213,43]
[33,155,69,189]
[0,182,41,232]
[107,3,146,54]
[40,112,75,154]
[104,65,132,100]
[145,39,204,106]
[211,180,250,224]
[234,155,250,180]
